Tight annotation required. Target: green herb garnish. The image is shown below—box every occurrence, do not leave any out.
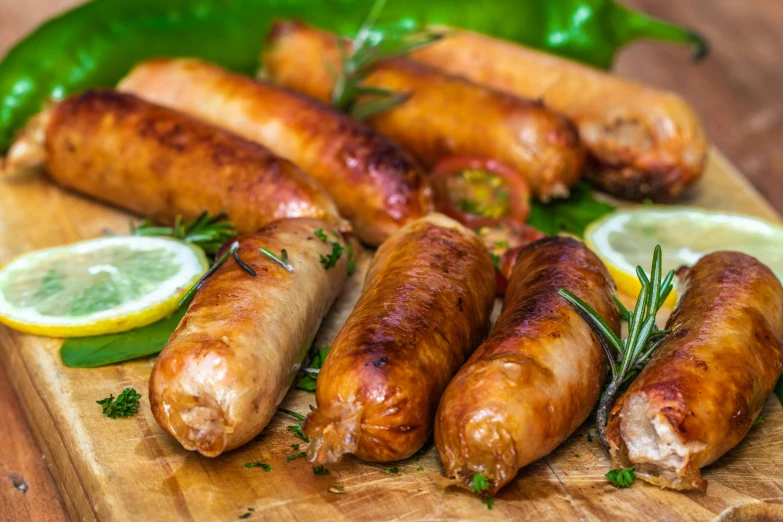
[559,245,673,447]
[287,424,309,443]
[331,0,442,120]
[296,346,330,391]
[97,388,141,418]
[490,252,501,270]
[131,211,236,256]
[244,462,272,471]
[383,467,399,474]
[286,452,307,461]
[606,467,636,488]
[483,498,494,510]
[471,473,490,493]
[313,465,330,476]
[754,415,764,426]
[347,244,357,277]
[259,247,294,272]
[320,241,344,270]
[314,228,329,242]
[527,181,614,237]
[417,466,424,471]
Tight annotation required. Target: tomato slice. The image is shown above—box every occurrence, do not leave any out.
[477,222,546,295]
[432,156,530,228]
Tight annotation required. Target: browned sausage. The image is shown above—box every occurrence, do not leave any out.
[304,213,496,464]
[435,237,619,495]
[6,90,342,234]
[263,21,586,202]
[606,252,783,490]
[118,59,433,246]
[150,218,349,456]
[409,30,708,201]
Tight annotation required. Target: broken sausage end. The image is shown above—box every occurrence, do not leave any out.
[153,388,229,458]
[304,401,362,466]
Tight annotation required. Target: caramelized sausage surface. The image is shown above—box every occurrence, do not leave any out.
[44,91,341,233]
[119,59,433,246]
[150,218,349,456]
[606,252,783,490]
[263,22,586,202]
[435,237,619,495]
[410,30,708,201]
[304,213,496,464]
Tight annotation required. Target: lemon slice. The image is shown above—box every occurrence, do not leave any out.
[0,236,208,337]
[585,207,783,306]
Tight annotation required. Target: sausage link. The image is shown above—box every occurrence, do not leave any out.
[118,59,433,246]
[43,90,342,233]
[304,213,496,464]
[263,22,586,202]
[606,252,783,491]
[149,218,349,456]
[410,30,708,201]
[435,237,619,495]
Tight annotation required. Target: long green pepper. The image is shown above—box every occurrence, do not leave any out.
[0,0,706,152]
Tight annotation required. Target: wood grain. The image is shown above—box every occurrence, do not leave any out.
[1,1,783,521]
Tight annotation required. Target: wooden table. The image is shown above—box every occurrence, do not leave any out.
[1,1,782,520]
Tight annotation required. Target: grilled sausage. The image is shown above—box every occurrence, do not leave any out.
[118,59,433,246]
[435,237,619,495]
[263,22,586,202]
[409,30,708,201]
[150,218,349,456]
[4,90,342,233]
[304,213,496,464]
[606,252,783,491]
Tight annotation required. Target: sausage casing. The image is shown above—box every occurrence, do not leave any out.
[304,213,496,464]
[263,22,586,202]
[409,30,708,201]
[118,59,433,246]
[606,252,783,490]
[149,218,349,456]
[435,237,619,495]
[43,90,342,233]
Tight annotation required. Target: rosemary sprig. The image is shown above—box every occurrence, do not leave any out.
[331,0,443,120]
[259,247,294,272]
[131,211,236,256]
[558,245,674,447]
[177,241,256,309]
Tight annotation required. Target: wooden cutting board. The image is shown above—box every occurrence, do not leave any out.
[2,149,783,522]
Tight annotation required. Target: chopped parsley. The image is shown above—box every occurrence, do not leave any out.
[96,388,141,418]
[296,346,330,391]
[417,466,424,471]
[383,467,399,474]
[754,415,764,426]
[483,498,494,510]
[471,473,490,493]
[606,467,636,488]
[313,465,330,476]
[320,241,344,270]
[286,452,307,461]
[490,252,501,270]
[587,431,593,442]
[244,462,272,471]
[291,444,299,451]
[287,424,309,443]
[315,228,329,242]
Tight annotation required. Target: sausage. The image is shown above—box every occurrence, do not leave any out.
[149,218,349,456]
[435,237,619,495]
[606,252,783,491]
[409,30,708,201]
[304,213,496,464]
[118,59,433,246]
[5,90,342,234]
[263,22,586,202]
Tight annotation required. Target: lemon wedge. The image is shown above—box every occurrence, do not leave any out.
[584,207,783,306]
[0,236,208,337]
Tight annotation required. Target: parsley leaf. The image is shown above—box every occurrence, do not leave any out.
[383,467,399,474]
[320,241,344,270]
[244,462,272,471]
[417,466,424,471]
[296,346,330,391]
[754,415,764,426]
[471,473,490,493]
[315,228,329,242]
[286,452,307,461]
[587,431,593,442]
[489,252,501,270]
[527,181,614,237]
[606,467,636,488]
[287,424,309,443]
[96,388,141,418]
[483,498,494,510]
[313,465,330,476]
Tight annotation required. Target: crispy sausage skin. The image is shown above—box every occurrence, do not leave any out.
[11,90,342,234]
[304,213,496,464]
[410,31,708,201]
[606,252,783,491]
[435,237,619,495]
[150,218,349,456]
[118,59,433,246]
[263,22,586,202]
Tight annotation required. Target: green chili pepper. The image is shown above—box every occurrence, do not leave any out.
[0,0,706,153]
